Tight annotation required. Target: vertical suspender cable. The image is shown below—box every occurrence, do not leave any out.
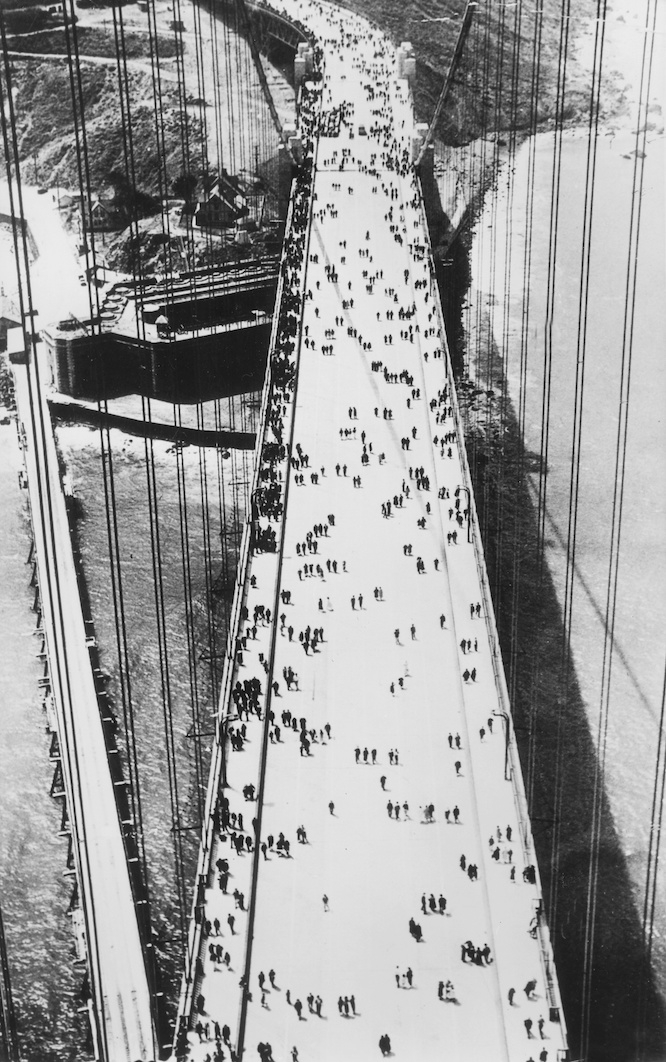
[638,658,666,1059]
[521,1,545,810]
[0,903,20,1061]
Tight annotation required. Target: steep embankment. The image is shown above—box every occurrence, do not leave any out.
[8,57,192,194]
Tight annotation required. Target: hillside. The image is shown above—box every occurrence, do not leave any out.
[335,0,597,140]
[8,56,196,195]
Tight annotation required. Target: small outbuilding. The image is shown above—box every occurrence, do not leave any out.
[155,314,170,338]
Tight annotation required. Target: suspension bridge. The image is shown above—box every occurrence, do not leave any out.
[0,0,663,1061]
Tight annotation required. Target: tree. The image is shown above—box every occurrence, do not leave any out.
[171,171,198,204]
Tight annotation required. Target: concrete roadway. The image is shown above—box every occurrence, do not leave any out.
[6,174,157,1061]
[183,2,568,1062]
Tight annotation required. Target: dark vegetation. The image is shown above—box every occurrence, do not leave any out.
[0,0,60,12]
[5,25,181,58]
[1,5,51,32]
[0,353,16,412]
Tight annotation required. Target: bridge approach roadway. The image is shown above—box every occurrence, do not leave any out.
[6,176,159,1060]
[11,343,158,1061]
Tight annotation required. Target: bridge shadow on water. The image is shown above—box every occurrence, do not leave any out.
[421,167,666,1061]
[473,416,666,1062]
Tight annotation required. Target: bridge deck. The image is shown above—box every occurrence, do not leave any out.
[180,2,567,1061]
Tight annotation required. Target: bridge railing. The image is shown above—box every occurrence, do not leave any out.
[415,176,567,1030]
[248,0,314,49]
[234,93,324,1059]
[173,193,291,1028]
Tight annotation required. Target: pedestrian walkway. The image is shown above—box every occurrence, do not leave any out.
[176,2,568,1060]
